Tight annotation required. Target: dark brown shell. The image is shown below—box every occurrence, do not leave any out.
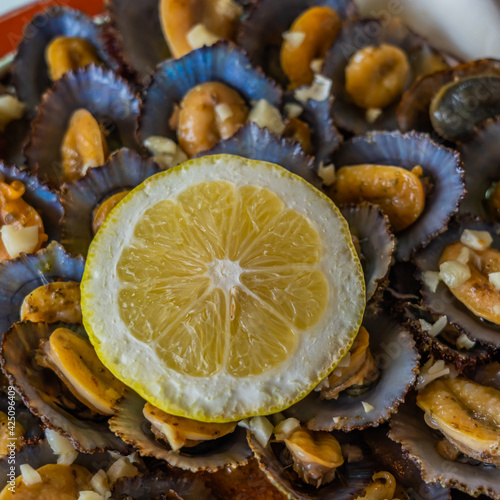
[1,321,130,454]
[398,59,500,138]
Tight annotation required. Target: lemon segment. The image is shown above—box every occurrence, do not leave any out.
[82,155,365,422]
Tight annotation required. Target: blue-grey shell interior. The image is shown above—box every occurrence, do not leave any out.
[198,122,321,188]
[0,242,84,334]
[25,65,140,187]
[248,429,375,500]
[1,321,130,454]
[414,217,500,347]
[333,131,465,261]
[285,312,419,431]
[61,148,162,257]
[458,117,500,222]
[237,0,357,84]
[106,0,171,82]
[0,162,62,241]
[139,42,282,145]
[340,203,394,301]
[389,398,500,498]
[109,392,252,472]
[284,93,343,169]
[12,6,113,114]
[322,17,429,134]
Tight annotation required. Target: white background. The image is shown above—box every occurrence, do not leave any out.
[1,0,500,60]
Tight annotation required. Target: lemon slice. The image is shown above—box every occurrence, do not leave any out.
[82,155,365,422]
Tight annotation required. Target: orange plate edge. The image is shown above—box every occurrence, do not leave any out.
[0,0,105,58]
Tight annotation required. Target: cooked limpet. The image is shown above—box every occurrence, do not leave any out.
[109,393,252,472]
[237,0,357,86]
[332,131,464,261]
[390,390,500,499]
[322,17,448,134]
[25,65,140,187]
[285,312,419,431]
[0,242,84,334]
[0,179,48,262]
[61,149,162,257]
[415,217,500,347]
[398,59,500,140]
[248,423,374,499]
[12,6,113,113]
[159,0,243,58]
[1,322,130,454]
[139,42,282,158]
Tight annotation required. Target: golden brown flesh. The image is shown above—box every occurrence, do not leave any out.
[283,118,314,154]
[439,241,500,324]
[332,164,425,232]
[280,7,341,88]
[92,191,129,235]
[0,464,92,499]
[355,471,397,500]
[321,326,379,400]
[159,0,241,58]
[143,402,237,451]
[345,44,410,109]
[21,281,82,324]
[417,376,500,464]
[45,36,101,81]
[177,81,248,157]
[0,180,47,261]
[61,109,108,182]
[39,327,127,415]
[284,427,344,487]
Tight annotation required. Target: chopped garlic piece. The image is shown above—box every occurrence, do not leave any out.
[417,358,451,389]
[186,23,222,50]
[57,451,78,465]
[456,333,476,350]
[274,417,301,441]
[422,270,440,293]
[294,74,332,103]
[106,457,138,485]
[310,58,324,74]
[418,319,432,332]
[45,428,75,455]
[317,162,336,186]
[332,416,340,424]
[456,246,470,265]
[240,416,274,448]
[428,315,447,337]
[489,272,500,290]
[248,100,286,136]
[78,492,107,500]
[1,225,39,259]
[361,401,374,413]
[284,103,303,118]
[90,469,110,496]
[439,261,471,288]
[460,229,493,251]
[282,31,306,48]
[20,464,42,486]
[0,95,26,132]
[143,136,188,170]
[270,412,286,426]
[495,305,500,315]
[365,108,382,123]
[215,103,234,122]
